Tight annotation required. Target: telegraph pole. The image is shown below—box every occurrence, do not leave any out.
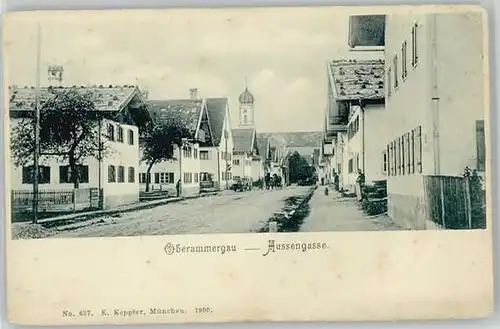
[224,129,229,190]
[32,23,42,224]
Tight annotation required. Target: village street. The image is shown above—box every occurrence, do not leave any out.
[53,186,313,238]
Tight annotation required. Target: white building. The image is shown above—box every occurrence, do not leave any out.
[199,97,234,190]
[383,12,486,229]
[325,59,386,192]
[140,94,209,197]
[9,85,150,210]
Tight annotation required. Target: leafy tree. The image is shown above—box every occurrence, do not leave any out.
[140,113,191,192]
[288,151,313,183]
[11,88,107,188]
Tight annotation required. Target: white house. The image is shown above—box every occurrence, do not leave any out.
[383,12,486,229]
[140,93,209,197]
[231,127,259,181]
[199,97,234,190]
[325,58,386,192]
[9,85,151,210]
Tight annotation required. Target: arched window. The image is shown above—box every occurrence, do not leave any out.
[243,114,247,124]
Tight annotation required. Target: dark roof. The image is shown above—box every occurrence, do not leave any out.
[256,136,269,159]
[147,99,203,134]
[8,85,143,112]
[329,59,385,101]
[232,127,256,153]
[257,131,323,148]
[205,98,228,146]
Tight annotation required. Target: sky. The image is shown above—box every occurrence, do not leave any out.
[4,7,381,133]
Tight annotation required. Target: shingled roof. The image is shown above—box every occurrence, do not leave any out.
[8,85,144,113]
[328,59,385,101]
[205,98,228,146]
[257,131,323,148]
[256,136,270,160]
[232,128,257,154]
[147,99,204,135]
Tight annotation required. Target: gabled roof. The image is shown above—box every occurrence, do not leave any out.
[8,85,145,113]
[328,59,385,101]
[147,99,203,135]
[232,127,257,154]
[257,131,323,148]
[256,136,270,160]
[205,98,228,146]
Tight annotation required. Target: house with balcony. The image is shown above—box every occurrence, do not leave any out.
[9,84,151,211]
[383,12,487,229]
[141,91,210,197]
[325,58,386,192]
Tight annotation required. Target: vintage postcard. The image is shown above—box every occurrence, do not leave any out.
[3,4,494,325]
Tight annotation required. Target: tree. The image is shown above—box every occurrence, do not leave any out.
[11,88,107,188]
[140,113,192,192]
[288,151,312,183]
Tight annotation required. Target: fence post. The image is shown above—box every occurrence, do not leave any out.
[72,189,76,213]
[464,176,472,229]
[440,179,446,228]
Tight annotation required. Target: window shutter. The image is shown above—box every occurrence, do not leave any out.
[476,120,485,171]
[169,173,174,183]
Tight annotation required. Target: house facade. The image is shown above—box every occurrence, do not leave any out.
[9,85,150,210]
[141,94,209,197]
[231,127,259,181]
[383,13,486,229]
[325,58,385,192]
[199,97,234,190]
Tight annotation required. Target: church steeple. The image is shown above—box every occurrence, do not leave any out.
[238,79,255,127]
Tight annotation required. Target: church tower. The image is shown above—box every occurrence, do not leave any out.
[238,81,255,127]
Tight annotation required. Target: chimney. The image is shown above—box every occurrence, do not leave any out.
[189,88,198,100]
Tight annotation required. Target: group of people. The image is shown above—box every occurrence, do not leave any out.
[331,169,366,201]
[264,172,283,190]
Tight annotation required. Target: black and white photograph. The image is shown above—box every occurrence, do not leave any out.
[3,5,494,325]
[5,8,488,240]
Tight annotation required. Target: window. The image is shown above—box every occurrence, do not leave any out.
[391,141,396,176]
[183,172,193,184]
[348,116,360,140]
[128,129,134,145]
[393,55,399,88]
[233,159,240,165]
[399,136,406,175]
[22,165,51,184]
[476,120,485,171]
[233,175,241,180]
[183,146,193,158]
[139,173,151,184]
[402,40,408,79]
[382,149,388,174]
[411,23,419,67]
[414,126,422,173]
[410,130,415,173]
[117,126,124,143]
[108,165,116,183]
[387,66,392,97]
[128,167,135,183]
[348,158,354,173]
[243,114,247,124]
[117,166,125,183]
[405,133,411,174]
[200,172,212,181]
[107,123,115,141]
[59,165,89,184]
[194,149,198,159]
[200,150,210,160]
[194,173,199,183]
[154,172,174,184]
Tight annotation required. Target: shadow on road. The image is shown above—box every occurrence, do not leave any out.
[258,188,315,233]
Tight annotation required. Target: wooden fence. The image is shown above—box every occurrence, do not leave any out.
[423,175,486,229]
[11,188,102,214]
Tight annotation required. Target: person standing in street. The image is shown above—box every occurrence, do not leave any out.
[176,179,181,197]
[355,169,365,201]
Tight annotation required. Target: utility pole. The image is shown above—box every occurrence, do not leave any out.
[224,129,229,190]
[32,23,42,224]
